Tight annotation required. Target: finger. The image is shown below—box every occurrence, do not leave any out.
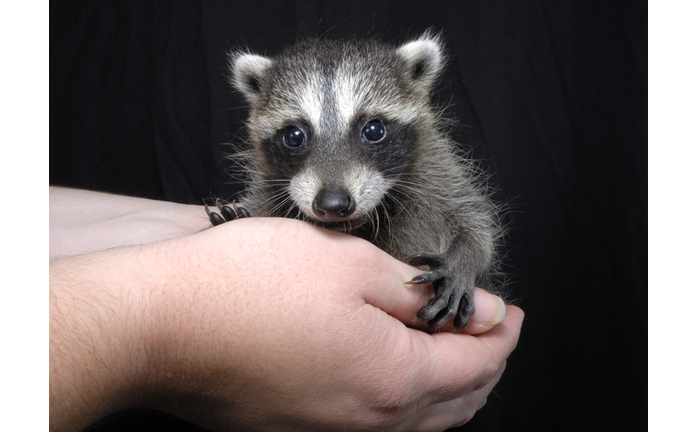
[324,230,508,333]
[363,269,505,334]
[356,250,437,326]
[460,289,507,335]
[415,306,524,404]
[355,248,500,331]
[415,360,506,431]
[419,288,507,333]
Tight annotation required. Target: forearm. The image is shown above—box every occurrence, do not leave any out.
[49,187,210,259]
[49,250,154,431]
[48,225,257,431]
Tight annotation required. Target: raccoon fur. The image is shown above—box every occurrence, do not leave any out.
[210,32,502,330]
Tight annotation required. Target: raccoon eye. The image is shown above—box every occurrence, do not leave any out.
[283,127,305,147]
[362,120,386,143]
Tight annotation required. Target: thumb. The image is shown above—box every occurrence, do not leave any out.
[357,252,434,326]
[357,252,506,333]
[460,288,507,335]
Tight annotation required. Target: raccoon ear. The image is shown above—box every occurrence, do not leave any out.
[229,52,273,105]
[396,32,445,93]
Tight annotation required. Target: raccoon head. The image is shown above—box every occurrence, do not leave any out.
[229,32,445,231]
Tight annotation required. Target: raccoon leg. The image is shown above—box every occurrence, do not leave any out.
[405,252,475,331]
[205,199,250,226]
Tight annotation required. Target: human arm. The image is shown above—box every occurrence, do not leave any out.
[49,186,211,259]
[49,217,523,432]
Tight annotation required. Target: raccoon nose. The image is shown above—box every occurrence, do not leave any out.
[312,190,355,220]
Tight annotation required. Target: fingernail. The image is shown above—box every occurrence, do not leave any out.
[485,295,506,326]
[473,289,506,327]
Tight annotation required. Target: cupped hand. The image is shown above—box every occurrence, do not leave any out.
[141,218,523,431]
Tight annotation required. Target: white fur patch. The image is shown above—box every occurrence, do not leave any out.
[333,59,419,126]
[344,165,393,216]
[296,76,324,133]
[289,165,393,220]
[381,105,418,124]
[249,76,324,138]
[333,68,360,127]
[288,167,322,216]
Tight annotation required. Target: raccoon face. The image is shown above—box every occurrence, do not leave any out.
[279,116,419,228]
[230,32,445,230]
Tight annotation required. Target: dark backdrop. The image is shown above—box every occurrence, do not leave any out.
[50,1,647,431]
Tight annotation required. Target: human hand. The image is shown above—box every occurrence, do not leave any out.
[49,186,211,259]
[146,218,523,431]
[49,218,523,432]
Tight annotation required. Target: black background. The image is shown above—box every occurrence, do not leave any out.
[50,1,647,431]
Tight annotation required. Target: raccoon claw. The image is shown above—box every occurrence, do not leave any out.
[405,273,433,285]
[404,252,448,287]
[405,252,475,331]
[206,207,226,226]
[206,199,249,226]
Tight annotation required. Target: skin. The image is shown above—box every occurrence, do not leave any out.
[49,187,524,432]
[49,187,210,259]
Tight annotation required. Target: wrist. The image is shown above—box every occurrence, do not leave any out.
[132,232,249,423]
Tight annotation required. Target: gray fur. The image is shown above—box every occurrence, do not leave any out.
[225,32,503,330]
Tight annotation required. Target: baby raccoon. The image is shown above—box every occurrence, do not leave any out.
[208,32,502,330]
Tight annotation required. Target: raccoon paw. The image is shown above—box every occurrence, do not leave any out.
[405,252,475,331]
[205,199,250,226]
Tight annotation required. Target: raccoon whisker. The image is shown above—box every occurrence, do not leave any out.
[368,206,381,244]
[383,191,419,235]
[380,164,412,176]
[245,188,293,217]
[255,187,290,203]
[388,183,431,204]
[266,193,295,217]
[293,205,305,221]
[282,199,301,219]
[242,180,293,190]
[372,208,379,243]
[375,199,396,247]
[386,176,427,187]
[252,179,293,184]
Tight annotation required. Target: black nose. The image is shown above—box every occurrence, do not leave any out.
[312,189,355,220]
